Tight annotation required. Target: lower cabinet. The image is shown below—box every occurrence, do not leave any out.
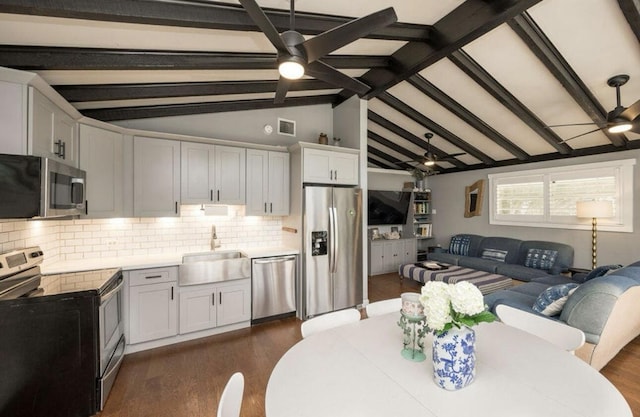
[368,238,417,276]
[127,267,178,344]
[179,279,251,335]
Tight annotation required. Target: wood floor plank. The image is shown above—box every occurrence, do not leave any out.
[97,273,640,417]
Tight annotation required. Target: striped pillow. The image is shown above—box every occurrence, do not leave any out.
[525,249,558,270]
[449,235,472,256]
[481,248,508,263]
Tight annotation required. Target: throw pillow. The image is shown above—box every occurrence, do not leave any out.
[582,264,624,282]
[524,248,559,270]
[481,248,508,263]
[449,235,472,256]
[532,283,579,316]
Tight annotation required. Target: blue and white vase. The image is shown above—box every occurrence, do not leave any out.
[432,326,476,390]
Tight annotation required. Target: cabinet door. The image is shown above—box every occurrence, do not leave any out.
[53,109,78,166]
[179,284,217,334]
[383,240,404,273]
[403,239,417,264]
[302,148,332,183]
[217,280,251,327]
[79,125,124,218]
[134,136,181,217]
[369,241,385,276]
[0,81,28,155]
[245,149,268,215]
[129,282,177,344]
[181,141,215,204]
[214,145,246,204]
[267,151,290,215]
[331,152,359,185]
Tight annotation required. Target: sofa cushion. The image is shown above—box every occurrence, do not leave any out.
[532,283,579,316]
[574,264,624,283]
[481,248,508,263]
[457,256,500,273]
[495,264,550,282]
[478,237,522,264]
[519,241,574,274]
[426,252,461,266]
[524,248,558,270]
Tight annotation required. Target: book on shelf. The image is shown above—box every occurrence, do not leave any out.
[416,223,432,237]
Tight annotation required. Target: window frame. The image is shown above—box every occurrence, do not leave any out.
[488,159,635,233]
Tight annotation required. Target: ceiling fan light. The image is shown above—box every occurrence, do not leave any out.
[608,122,632,133]
[279,60,305,80]
[423,160,435,167]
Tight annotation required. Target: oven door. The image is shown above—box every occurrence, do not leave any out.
[99,273,124,376]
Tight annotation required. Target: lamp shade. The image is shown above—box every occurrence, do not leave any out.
[576,200,613,218]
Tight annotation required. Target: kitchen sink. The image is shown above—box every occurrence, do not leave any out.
[179,251,250,286]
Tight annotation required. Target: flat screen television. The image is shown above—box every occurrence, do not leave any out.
[367,190,412,226]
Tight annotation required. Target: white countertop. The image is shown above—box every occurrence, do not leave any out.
[41,246,299,274]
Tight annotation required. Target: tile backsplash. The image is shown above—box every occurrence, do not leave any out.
[0,205,283,263]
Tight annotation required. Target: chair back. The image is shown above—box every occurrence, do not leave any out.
[217,372,244,417]
[301,308,361,338]
[366,298,401,317]
[496,304,585,353]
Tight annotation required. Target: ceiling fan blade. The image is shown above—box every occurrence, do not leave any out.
[544,122,600,128]
[306,60,370,96]
[239,0,289,54]
[274,77,292,104]
[439,152,466,161]
[621,99,640,122]
[302,7,397,63]
[559,127,603,144]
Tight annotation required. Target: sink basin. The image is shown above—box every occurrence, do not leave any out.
[179,251,250,286]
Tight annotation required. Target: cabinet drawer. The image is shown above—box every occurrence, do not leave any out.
[129,267,177,287]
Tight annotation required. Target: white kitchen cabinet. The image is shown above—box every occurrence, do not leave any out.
[0,81,27,155]
[29,87,78,167]
[128,267,178,344]
[368,238,416,276]
[246,149,290,215]
[134,136,181,217]
[179,279,251,334]
[303,147,358,185]
[79,124,128,218]
[181,142,246,204]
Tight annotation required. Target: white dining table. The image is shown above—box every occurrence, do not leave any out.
[265,312,631,417]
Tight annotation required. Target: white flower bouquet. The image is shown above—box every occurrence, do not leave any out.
[419,281,496,334]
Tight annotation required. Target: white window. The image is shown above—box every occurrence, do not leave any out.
[488,159,635,232]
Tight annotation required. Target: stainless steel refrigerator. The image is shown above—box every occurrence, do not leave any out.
[302,186,363,318]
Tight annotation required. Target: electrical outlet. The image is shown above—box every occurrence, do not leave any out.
[432,208,437,214]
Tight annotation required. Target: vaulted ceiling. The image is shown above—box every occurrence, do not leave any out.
[1,0,640,175]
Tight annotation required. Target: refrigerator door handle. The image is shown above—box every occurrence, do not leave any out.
[330,206,338,273]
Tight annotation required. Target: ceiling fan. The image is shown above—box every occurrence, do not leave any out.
[548,74,640,143]
[401,133,466,167]
[238,0,397,103]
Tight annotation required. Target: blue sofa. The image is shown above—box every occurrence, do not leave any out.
[484,261,640,370]
[427,234,574,281]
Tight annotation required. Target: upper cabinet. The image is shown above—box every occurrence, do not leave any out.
[29,87,78,167]
[134,136,181,217]
[181,142,246,205]
[303,147,358,185]
[246,150,290,216]
[79,124,130,218]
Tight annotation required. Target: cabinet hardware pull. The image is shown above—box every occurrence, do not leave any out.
[60,140,66,159]
[217,190,220,201]
[334,170,337,180]
[210,190,213,201]
[85,200,88,216]
[219,292,222,305]
[171,286,174,300]
[54,139,63,157]
[145,275,162,279]
[270,202,273,213]
[175,201,178,214]
[330,170,333,180]
[212,293,215,306]
[264,202,267,213]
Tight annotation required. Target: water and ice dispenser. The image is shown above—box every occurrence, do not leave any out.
[311,231,327,256]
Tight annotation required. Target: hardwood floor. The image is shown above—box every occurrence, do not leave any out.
[100,273,639,417]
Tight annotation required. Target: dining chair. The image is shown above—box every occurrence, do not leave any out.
[301,308,361,338]
[217,372,244,417]
[365,298,401,317]
[495,304,586,353]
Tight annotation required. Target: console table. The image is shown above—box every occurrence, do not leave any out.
[266,313,631,417]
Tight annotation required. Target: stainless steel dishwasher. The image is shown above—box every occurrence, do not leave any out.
[251,255,297,321]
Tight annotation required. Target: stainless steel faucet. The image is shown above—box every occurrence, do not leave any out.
[211,225,221,250]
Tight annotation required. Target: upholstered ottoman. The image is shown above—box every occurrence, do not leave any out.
[399,263,513,295]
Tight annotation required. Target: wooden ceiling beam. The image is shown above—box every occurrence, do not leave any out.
[0,46,389,71]
[367,129,425,164]
[375,92,494,165]
[366,146,414,170]
[449,49,573,155]
[368,110,467,169]
[367,156,399,170]
[56,79,334,102]
[354,0,544,101]
[509,13,627,147]
[0,0,430,42]
[618,0,640,44]
[407,74,529,160]
[81,94,336,121]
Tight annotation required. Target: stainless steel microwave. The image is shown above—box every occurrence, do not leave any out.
[0,154,86,218]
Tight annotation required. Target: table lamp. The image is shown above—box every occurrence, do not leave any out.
[576,200,613,269]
